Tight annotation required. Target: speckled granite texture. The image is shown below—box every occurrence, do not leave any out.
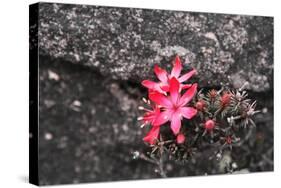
[38,3,273,92]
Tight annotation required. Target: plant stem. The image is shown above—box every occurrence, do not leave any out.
[158,154,167,178]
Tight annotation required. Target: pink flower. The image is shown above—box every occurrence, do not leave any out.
[143,126,160,145]
[148,77,198,135]
[141,55,196,94]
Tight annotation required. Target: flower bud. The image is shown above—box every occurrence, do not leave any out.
[204,119,215,131]
[209,89,217,99]
[195,100,205,111]
[220,92,232,107]
[176,133,186,144]
[226,136,232,144]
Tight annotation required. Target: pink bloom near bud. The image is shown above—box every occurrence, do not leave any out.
[141,55,198,143]
[176,134,186,144]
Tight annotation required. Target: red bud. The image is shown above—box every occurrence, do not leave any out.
[204,120,215,131]
[176,134,186,144]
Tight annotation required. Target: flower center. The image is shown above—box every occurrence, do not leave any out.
[172,104,179,111]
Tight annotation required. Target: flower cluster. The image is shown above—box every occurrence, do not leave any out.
[135,55,260,177]
[139,56,198,144]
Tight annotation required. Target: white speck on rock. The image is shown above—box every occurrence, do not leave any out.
[70,100,82,112]
[262,107,268,114]
[75,166,81,173]
[232,162,238,169]
[48,70,60,81]
[204,32,218,43]
[44,99,56,108]
[91,108,96,115]
[44,132,53,140]
[89,126,97,133]
[53,4,59,13]
[122,124,129,132]
[74,54,80,61]
[158,45,191,57]
[72,100,82,107]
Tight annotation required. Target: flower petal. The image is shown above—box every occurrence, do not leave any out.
[153,110,172,126]
[154,65,168,83]
[171,55,182,78]
[142,80,165,94]
[142,80,157,89]
[180,107,197,119]
[160,84,170,92]
[181,84,192,90]
[149,91,172,108]
[169,77,180,105]
[178,69,197,83]
[179,83,197,106]
[170,113,181,135]
[143,126,160,145]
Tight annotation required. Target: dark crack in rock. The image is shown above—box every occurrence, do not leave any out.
[38,3,273,92]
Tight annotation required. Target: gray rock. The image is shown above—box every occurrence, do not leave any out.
[38,57,152,184]
[38,3,273,92]
[35,3,273,185]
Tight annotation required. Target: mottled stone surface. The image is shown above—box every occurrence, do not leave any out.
[38,3,273,92]
[38,57,155,184]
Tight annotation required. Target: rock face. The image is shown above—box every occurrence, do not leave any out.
[35,3,274,185]
[38,58,154,184]
[38,3,273,92]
